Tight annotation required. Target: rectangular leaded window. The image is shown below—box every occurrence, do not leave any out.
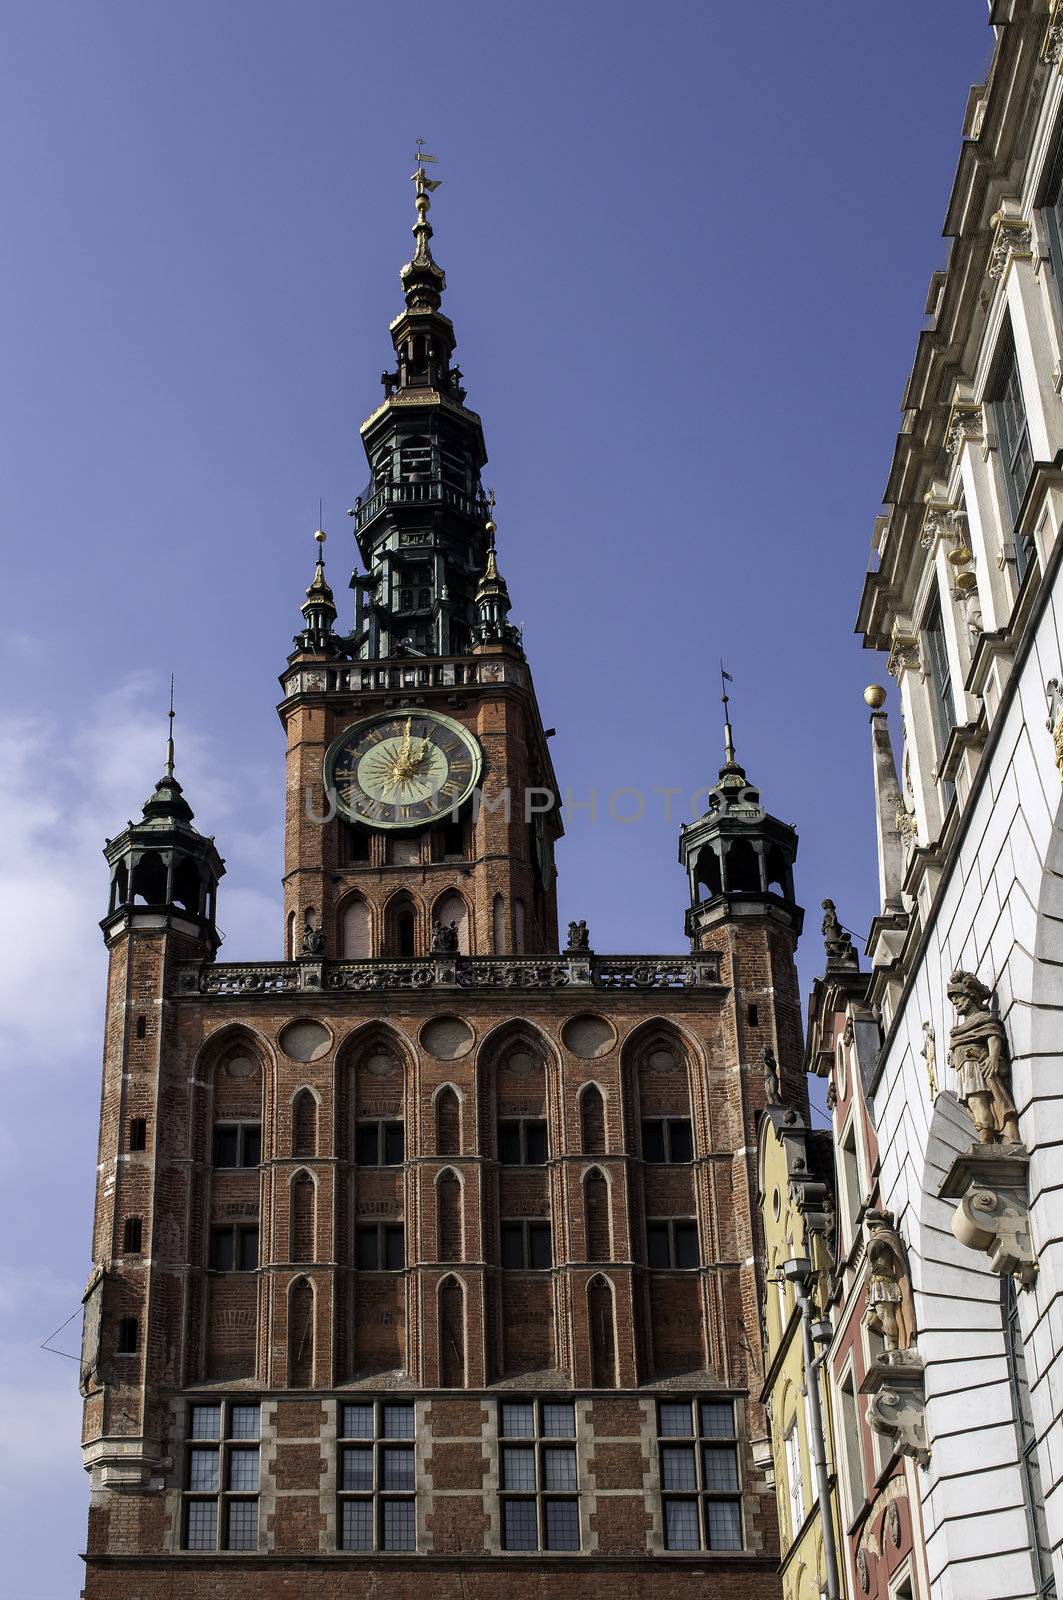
[646,1219,700,1269]
[213,1122,261,1168]
[338,1401,416,1551]
[210,1224,259,1272]
[658,1399,742,1552]
[183,1401,261,1551]
[356,1223,405,1270]
[498,1119,548,1165]
[500,1220,552,1269]
[499,1399,580,1551]
[641,1118,694,1163]
[356,1120,405,1166]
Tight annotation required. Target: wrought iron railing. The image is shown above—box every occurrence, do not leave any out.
[352,479,488,533]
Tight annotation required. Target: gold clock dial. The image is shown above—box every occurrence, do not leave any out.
[324,710,483,829]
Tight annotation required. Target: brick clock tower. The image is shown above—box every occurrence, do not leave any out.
[80,163,805,1599]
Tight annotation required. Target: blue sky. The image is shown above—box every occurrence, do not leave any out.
[0,3,992,1592]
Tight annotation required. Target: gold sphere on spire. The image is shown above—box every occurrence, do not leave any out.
[484,518,496,537]
[314,529,327,546]
[864,684,887,709]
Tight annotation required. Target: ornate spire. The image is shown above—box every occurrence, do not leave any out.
[142,677,193,826]
[296,527,337,652]
[400,142,447,312]
[474,497,522,651]
[714,663,747,792]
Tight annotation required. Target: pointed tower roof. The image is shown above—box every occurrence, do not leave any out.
[678,670,802,943]
[140,679,195,828]
[293,528,337,655]
[474,501,523,653]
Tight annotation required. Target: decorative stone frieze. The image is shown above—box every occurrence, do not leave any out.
[176,950,723,997]
[940,1146,1038,1287]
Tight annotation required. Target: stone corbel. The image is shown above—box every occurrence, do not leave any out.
[82,1436,173,1494]
[920,495,959,554]
[939,1146,1037,1288]
[988,207,1033,284]
[860,1353,929,1470]
[887,633,921,682]
[946,402,984,458]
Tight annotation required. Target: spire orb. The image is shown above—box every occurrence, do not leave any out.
[864,684,887,709]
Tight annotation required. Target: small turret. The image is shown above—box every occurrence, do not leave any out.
[293,528,337,654]
[474,502,523,652]
[679,672,802,946]
[102,688,224,955]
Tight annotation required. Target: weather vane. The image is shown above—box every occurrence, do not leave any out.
[412,140,441,197]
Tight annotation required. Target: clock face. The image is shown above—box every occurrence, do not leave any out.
[324,710,483,830]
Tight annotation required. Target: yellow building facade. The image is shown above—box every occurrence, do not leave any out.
[758,1100,845,1600]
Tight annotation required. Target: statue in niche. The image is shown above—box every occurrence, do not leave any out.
[302,918,325,956]
[947,970,1020,1145]
[762,1046,781,1106]
[431,918,459,954]
[821,899,858,968]
[862,1210,917,1356]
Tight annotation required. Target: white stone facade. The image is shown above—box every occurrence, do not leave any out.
[854,5,1063,1598]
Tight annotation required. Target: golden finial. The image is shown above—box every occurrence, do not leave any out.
[411,140,442,260]
[864,684,887,709]
[165,674,176,778]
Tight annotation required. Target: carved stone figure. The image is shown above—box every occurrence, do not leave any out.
[565,918,590,953]
[864,1240,903,1352]
[302,921,325,956]
[821,899,858,969]
[431,918,459,954]
[921,1021,938,1103]
[947,970,1019,1145]
[862,1210,917,1354]
[1046,677,1063,784]
[762,1046,781,1106]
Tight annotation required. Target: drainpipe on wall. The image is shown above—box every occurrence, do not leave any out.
[784,1256,842,1600]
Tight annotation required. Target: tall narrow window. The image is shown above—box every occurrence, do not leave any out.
[498,1118,547,1165]
[1003,1279,1056,1596]
[292,1089,317,1158]
[492,894,505,954]
[123,1217,143,1254]
[923,598,957,809]
[991,327,1035,580]
[584,1171,610,1262]
[435,1087,461,1156]
[580,1086,606,1155]
[784,1421,805,1538]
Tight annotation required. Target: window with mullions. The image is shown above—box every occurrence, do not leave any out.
[922,598,958,811]
[501,1220,552,1269]
[658,1399,742,1552]
[356,1223,405,1271]
[210,1224,258,1272]
[213,1122,261,1168]
[184,1402,261,1551]
[1003,1280,1057,1597]
[991,328,1035,582]
[647,1219,700,1269]
[499,1399,580,1551]
[356,1120,405,1166]
[641,1118,693,1163]
[498,1118,548,1165]
[338,1402,416,1552]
